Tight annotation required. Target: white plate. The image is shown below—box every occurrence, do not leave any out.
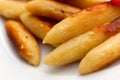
[0,17,120,80]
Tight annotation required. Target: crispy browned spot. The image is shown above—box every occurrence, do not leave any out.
[93,17,120,36]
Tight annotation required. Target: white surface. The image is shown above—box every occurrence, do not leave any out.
[0,17,120,80]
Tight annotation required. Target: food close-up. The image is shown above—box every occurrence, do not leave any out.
[0,0,120,79]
